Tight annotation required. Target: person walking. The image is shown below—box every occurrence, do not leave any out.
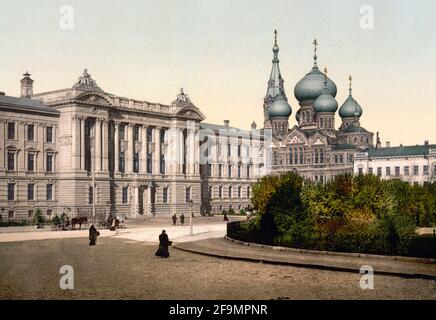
[172,213,177,226]
[155,230,172,258]
[89,225,100,246]
[223,211,229,221]
[180,213,185,226]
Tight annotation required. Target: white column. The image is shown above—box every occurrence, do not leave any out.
[80,117,86,170]
[153,127,161,174]
[140,125,147,174]
[95,118,102,172]
[102,120,109,172]
[127,124,134,173]
[114,122,120,174]
[178,130,184,173]
[0,121,4,170]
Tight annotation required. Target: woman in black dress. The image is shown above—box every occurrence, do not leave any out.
[89,225,100,246]
[155,230,171,258]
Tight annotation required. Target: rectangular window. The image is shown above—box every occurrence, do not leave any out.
[238,186,241,198]
[133,126,139,141]
[119,152,125,173]
[358,168,363,175]
[28,210,34,219]
[133,153,139,173]
[237,145,241,157]
[207,164,212,177]
[7,122,15,139]
[377,167,382,176]
[238,166,241,178]
[368,167,373,175]
[27,184,35,201]
[88,186,93,204]
[8,210,14,219]
[46,154,53,172]
[227,144,231,157]
[46,126,53,143]
[209,186,213,198]
[46,184,53,201]
[218,164,222,177]
[8,183,15,201]
[147,153,152,173]
[386,167,391,176]
[185,187,191,203]
[27,124,34,141]
[228,165,232,178]
[228,186,232,198]
[219,186,223,198]
[163,187,168,203]
[423,165,429,175]
[413,165,419,175]
[395,166,400,177]
[7,152,15,171]
[246,166,250,178]
[247,186,251,198]
[122,187,128,203]
[119,125,125,140]
[404,166,409,176]
[27,154,35,172]
[47,209,52,217]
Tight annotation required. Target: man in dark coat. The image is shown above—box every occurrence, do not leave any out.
[180,214,185,226]
[89,225,100,246]
[172,214,177,226]
[155,230,171,258]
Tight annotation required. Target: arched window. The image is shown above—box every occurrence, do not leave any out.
[299,147,304,164]
[289,148,293,164]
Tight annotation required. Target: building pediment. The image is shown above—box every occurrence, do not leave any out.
[73,91,112,107]
[175,106,205,121]
[283,128,307,145]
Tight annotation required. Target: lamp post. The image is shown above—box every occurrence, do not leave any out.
[90,133,96,225]
[189,200,193,236]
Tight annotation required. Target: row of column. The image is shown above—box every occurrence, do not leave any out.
[71,116,200,175]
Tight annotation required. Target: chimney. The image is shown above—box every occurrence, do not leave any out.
[424,140,429,146]
[386,141,390,148]
[224,120,230,127]
[251,121,257,130]
[20,71,34,98]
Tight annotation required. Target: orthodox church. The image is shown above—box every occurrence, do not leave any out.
[264,31,374,182]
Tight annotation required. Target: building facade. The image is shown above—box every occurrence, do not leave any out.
[354,142,436,185]
[0,70,266,219]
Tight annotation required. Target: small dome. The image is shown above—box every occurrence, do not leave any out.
[339,94,362,118]
[268,95,292,118]
[313,88,338,113]
[294,67,337,102]
[295,109,301,122]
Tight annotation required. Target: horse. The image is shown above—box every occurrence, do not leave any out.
[71,216,88,230]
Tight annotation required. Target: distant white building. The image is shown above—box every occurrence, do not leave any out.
[353,141,436,185]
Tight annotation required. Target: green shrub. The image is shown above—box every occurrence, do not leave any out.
[33,208,45,226]
[228,208,235,215]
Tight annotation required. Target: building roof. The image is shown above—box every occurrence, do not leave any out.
[366,144,436,158]
[335,143,358,150]
[0,95,59,115]
[344,124,369,133]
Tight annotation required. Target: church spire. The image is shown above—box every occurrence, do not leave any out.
[265,29,287,102]
[264,30,288,127]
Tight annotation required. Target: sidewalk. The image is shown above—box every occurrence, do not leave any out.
[174,237,436,280]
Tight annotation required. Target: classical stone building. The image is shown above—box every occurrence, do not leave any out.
[264,33,374,181]
[0,70,265,219]
[354,141,436,185]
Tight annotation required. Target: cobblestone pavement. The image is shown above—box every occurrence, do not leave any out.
[175,238,436,279]
[0,237,435,300]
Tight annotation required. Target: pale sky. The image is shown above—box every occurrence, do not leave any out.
[0,0,435,146]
